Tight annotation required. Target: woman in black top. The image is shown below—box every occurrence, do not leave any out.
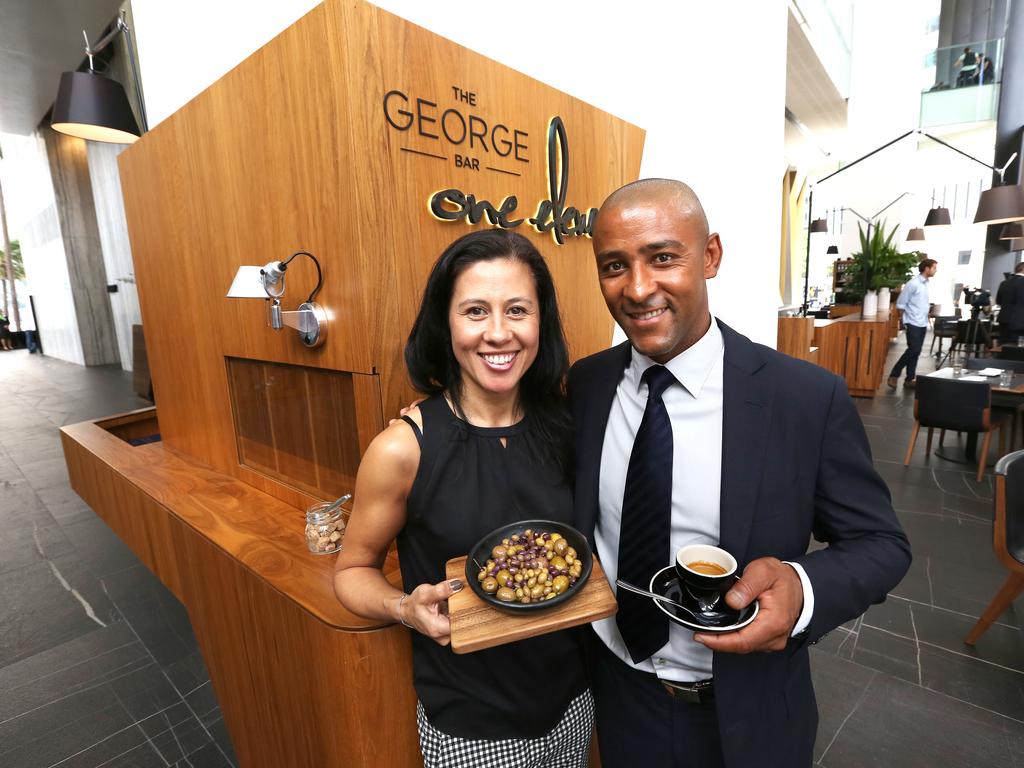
[334,230,590,767]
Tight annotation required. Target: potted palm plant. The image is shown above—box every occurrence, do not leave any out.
[845,221,918,317]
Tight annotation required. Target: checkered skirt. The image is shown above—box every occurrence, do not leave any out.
[416,690,594,768]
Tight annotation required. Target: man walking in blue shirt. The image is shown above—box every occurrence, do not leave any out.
[888,258,938,389]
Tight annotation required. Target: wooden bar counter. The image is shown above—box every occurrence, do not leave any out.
[812,311,896,397]
[61,407,420,767]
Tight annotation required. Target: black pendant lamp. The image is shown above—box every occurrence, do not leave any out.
[924,206,951,226]
[50,13,147,145]
[809,217,828,233]
[1000,221,1024,240]
[826,245,839,254]
[52,70,140,144]
[907,227,926,241]
[975,184,1024,225]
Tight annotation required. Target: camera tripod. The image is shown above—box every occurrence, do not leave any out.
[937,312,992,369]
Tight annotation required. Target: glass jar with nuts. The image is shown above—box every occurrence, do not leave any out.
[305,495,350,555]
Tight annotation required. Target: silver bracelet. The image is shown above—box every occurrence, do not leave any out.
[397,593,412,628]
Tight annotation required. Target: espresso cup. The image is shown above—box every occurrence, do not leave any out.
[674,544,738,613]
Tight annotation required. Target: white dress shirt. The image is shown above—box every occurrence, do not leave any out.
[592,318,815,682]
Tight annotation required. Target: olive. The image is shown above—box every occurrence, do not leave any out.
[530,584,544,598]
[550,532,562,542]
[554,538,569,556]
[495,569,512,586]
[535,556,549,570]
[477,570,486,581]
[496,587,515,602]
[566,547,577,560]
[550,556,567,570]
[492,545,508,560]
[482,577,498,593]
[552,575,569,594]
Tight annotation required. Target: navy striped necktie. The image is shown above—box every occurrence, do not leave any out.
[616,364,676,663]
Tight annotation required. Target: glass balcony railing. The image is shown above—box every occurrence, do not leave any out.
[922,38,1002,93]
[920,38,1003,128]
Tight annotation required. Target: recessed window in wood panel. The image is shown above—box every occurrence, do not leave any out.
[226,358,360,499]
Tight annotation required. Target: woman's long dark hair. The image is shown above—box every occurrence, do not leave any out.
[405,229,572,475]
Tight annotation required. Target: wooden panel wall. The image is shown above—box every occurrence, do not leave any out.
[118,0,645,507]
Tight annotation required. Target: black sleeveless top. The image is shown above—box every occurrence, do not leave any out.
[396,395,586,740]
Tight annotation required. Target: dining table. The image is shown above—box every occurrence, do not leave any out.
[925,367,1024,464]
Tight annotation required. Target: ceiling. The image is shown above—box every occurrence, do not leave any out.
[785,8,849,162]
[0,0,124,136]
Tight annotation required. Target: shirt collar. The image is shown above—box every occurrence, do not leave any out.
[917,274,930,284]
[627,317,723,399]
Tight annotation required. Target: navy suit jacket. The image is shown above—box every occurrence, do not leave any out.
[568,320,911,767]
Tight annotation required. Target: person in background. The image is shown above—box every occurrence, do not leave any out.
[0,313,11,351]
[334,230,592,767]
[955,46,979,86]
[570,178,910,767]
[996,262,1024,345]
[888,258,938,389]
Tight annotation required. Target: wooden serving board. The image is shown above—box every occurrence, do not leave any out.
[445,556,617,654]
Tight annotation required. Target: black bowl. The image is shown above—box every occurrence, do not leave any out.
[464,519,593,613]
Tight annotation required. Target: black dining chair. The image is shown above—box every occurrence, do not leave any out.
[903,376,1008,482]
[965,358,1024,449]
[964,450,1024,646]
[997,345,1024,362]
[930,316,958,357]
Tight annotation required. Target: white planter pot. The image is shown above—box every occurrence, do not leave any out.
[862,290,879,318]
[877,287,891,313]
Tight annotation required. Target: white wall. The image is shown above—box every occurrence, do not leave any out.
[131,0,789,347]
[132,0,322,128]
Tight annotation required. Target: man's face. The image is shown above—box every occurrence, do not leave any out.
[925,263,938,278]
[592,199,722,363]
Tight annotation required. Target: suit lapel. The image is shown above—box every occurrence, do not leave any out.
[717,322,774,564]
[576,342,631,548]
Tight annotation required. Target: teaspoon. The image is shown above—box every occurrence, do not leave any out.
[615,579,721,625]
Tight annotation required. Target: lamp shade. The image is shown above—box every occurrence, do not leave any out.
[924,206,951,227]
[999,221,1024,239]
[1010,238,1024,251]
[809,217,828,233]
[826,245,839,254]
[974,185,1024,225]
[906,227,926,241]
[51,71,140,144]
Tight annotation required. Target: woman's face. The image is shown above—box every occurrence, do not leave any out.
[448,258,540,401]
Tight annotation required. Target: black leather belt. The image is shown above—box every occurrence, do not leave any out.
[661,678,715,704]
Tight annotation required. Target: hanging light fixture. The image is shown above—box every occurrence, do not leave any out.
[1000,221,1024,240]
[924,187,951,227]
[826,245,839,254]
[907,227,926,241]
[975,180,1024,225]
[809,217,828,233]
[51,12,147,144]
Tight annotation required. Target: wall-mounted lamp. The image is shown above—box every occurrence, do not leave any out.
[226,251,328,348]
[906,227,926,241]
[51,11,147,144]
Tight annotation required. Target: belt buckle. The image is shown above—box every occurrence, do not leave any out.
[663,679,713,704]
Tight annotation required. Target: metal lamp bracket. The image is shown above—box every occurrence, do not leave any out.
[268,299,328,348]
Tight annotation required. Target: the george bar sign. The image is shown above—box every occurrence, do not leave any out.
[383,86,598,245]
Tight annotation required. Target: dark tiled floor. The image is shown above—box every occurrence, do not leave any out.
[0,351,236,768]
[0,335,1021,767]
[811,335,1024,767]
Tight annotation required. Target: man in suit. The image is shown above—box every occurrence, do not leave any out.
[996,262,1024,343]
[569,179,911,767]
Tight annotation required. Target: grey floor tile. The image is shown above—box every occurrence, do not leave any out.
[817,671,1024,768]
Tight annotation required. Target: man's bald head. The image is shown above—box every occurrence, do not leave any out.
[598,179,709,244]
